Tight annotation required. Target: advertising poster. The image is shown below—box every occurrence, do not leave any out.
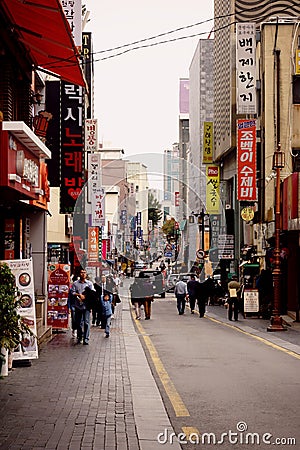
[47,263,70,329]
[1,259,38,360]
[244,289,259,313]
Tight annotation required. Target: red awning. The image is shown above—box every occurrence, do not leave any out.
[1,0,86,87]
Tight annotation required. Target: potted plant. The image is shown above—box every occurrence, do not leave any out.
[0,262,31,375]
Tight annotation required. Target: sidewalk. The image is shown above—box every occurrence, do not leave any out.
[0,279,180,450]
[205,303,300,357]
[1,283,299,450]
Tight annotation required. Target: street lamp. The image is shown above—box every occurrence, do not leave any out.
[267,144,287,332]
[189,208,209,250]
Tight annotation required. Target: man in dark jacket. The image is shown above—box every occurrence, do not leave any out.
[70,268,95,344]
[187,275,199,314]
[227,275,241,321]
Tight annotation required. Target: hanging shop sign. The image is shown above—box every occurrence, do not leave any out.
[60,82,85,214]
[241,206,255,222]
[237,119,257,202]
[236,23,256,115]
[203,122,213,164]
[206,165,220,214]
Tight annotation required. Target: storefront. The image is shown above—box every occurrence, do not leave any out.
[282,172,300,318]
[0,121,51,317]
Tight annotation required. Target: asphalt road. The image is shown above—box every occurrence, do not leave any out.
[134,293,300,450]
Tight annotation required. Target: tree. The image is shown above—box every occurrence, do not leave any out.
[161,217,176,240]
[148,192,162,226]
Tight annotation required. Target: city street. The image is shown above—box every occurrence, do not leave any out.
[0,280,299,449]
[132,289,300,449]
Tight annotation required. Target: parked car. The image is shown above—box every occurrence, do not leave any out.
[136,269,166,298]
[166,272,196,292]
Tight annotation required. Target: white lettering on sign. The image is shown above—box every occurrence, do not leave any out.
[23,158,39,186]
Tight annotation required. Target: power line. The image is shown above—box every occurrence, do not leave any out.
[41,2,299,70]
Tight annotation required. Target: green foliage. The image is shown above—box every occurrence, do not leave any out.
[162,217,176,238]
[148,192,162,226]
[0,263,31,350]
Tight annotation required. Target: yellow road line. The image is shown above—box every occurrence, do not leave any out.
[207,316,300,360]
[182,427,201,442]
[178,298,300,360]
[132,310,190,417]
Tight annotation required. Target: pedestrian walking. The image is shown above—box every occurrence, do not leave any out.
[197,277,215,317]
[92,276,103,327]
[70,268,96,345]
[106,274,116,317]
[101,291,113,338]
[227,275,241,321]
[68,274,78,338]
[174,278,188,315]
[142,276,154,320]
[130,278,143,319]
[187,275,199,314]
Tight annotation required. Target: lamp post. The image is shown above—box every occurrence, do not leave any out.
[267,144,287,332]
[190,208,209,250]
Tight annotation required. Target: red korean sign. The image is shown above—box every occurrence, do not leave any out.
[88,227,99,262]
[237,119,257,201]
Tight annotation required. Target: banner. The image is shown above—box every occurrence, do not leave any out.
[87,227,99,263]
[236,23,256,114]
[60,82,85,214]
[203,122,213,163]
[206,165,220,214]
[47,263,70,329]
[91,187,105,226]
[1,259,38,360]
[237,119,257,201]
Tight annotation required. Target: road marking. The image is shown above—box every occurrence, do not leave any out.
[178,298,300,360]
[207,316,300,360]
[132,310,190,417]
[182,427,201,442]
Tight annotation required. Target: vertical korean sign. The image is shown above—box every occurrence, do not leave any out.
[47,263,71,329]
[87,227,99,263]
[206,165,220,214]
[1,259,38,360]
[60,82,85,213]
[237,119,257,201]
[203,122,213,164]
[236,23,256,115]
[91,188,105,227]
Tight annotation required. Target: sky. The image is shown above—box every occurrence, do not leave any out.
[84,0,214,158]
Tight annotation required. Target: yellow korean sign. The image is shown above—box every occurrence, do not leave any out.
[296,49,300,75]
[203,122,213,163]
[206,165,220,214]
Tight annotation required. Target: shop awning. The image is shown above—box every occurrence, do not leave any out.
[1,0,86,87]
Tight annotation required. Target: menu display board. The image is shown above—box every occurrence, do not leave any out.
[1,259,38,360]
[47,264,70,329]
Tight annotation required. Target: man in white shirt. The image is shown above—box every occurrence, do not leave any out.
[174,278,188,315]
